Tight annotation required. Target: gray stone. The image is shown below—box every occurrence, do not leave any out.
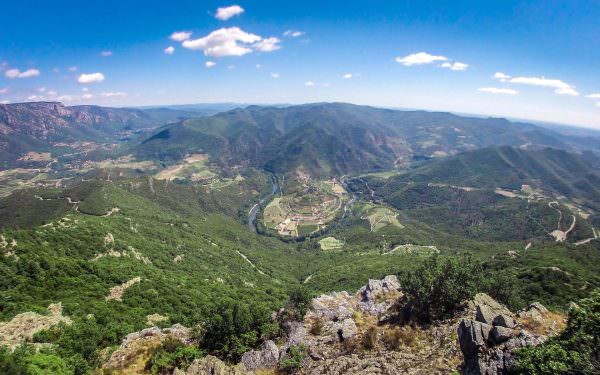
[340,318,357,340]
[185,356,247,375]
[240,340,279,371]
[493,314,516,329]
[491,326,513,344]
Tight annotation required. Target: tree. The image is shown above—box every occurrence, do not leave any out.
[398,255,483,323]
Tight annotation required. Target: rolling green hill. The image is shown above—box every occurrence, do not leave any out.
[135,103,599,177]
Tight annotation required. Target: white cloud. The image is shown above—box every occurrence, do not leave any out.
[82,93,93,99]
[508,76,579,96]
[38,87,46,92]
[478,87,519,95]
[596,102,600,107]
[170,31,191,42]
[164,46,175,55]
[493,72,511,82]
[283,30,305,37]
[68,66,78,72]
[82,87,89,92]
[270,72,280,79]
[27,95,40,101]
[304,81,315,86]
[5,68,41,79]
[100,51,113,57]
[0,87,8,94]
[441,61,468,71]
[78,72,105,84]
[253,37,281,52]
[215,5,244,21]
[52,68,60,73]
[0,100,8,104]
[255,64,262,69]
[342,73,353,79]
[47,90,58,96]
[227,64,236,70]
[396,52,448,66]
[205,61,216,68]
[322,83,330,87]
[100,92,126,97]
[586,93,600,99]
[182,27,263,57]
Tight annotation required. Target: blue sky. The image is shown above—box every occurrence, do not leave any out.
[1,0,599,128]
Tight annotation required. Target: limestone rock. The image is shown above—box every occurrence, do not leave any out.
[339,318,358,340]
[240,340,279,371]
[492,314,516,329]
[185,356,248,375]
[491,326,513,344]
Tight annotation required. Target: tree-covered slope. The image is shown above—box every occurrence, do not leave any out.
[135,103,598,177]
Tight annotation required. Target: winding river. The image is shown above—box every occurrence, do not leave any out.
[247,174,279,233]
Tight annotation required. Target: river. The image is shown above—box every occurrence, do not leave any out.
[247,174,279,233]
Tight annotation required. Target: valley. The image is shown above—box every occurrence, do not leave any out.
[1,102,599,375]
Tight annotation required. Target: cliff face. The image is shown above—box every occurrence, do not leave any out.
[0,102,150,139]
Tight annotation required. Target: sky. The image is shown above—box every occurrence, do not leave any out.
[1,0,599,128]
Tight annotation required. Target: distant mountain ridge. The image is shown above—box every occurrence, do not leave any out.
[135,102,600,176]
[0,101,205,165]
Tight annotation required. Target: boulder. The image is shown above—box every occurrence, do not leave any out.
[458,319,493,357]
[339,318,357,340]
[473,293,513,325]
[492,314,516,329]
[240,340,279,372]
[358,275,400,302]
[185,355,248,375]
[491,326,513,344]
[517,302,549,323]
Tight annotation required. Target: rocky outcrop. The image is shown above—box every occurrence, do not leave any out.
[0,303,71,349]
[184,356,248,375]
[240,340,279,372]
[458,294,554,375]
[356,275,401,314]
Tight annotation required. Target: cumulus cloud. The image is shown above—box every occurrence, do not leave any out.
[342,73,353,79]
[270,72,280,78]
[100,51,113,57]
[304,81,315,87]
[78,72,105,84]
[253,37,281,52]
[5,68,40,79]
[170,31,192,42]
[396,52,448,66]
[508,76,579,96]
[205,61,216,68]
[0,100,8,104]
[82,93,93,99]
[441,61,468,71]
[164,46,175,55]
[182,27,280,57]
[47,90,58,96]
[493,72,511,82]
[57,94,74,102]
[0,87,8,94]
[283,30,305,37]
[100,92,126,97]
[27,95,40,101]
[38,87,46,92]
[68,66,78,72]
[215,5,244,21]
[586,93,600,99]
[478,87,519,95]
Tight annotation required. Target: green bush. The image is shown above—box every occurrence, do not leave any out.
[399,255,483,323]
[200,302,274,362]
[513,289,600,374]
[279,344,307,373]
[0,345,70,375]
[146,336,204,374]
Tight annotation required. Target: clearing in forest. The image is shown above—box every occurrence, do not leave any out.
[361,203,404,232]
[319,236,344,251]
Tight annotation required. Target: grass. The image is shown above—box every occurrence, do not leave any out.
[361,203,405,232]
[318,237,344,251]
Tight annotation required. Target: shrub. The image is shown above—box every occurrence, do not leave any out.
[278,344,307,373]
[362,327,378,350]
[288,286,312,320]
[513,289,600,374]
[200,301,274,362]
[309,318,324,336]
[146,336,204,374]
[398,255,483,323]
